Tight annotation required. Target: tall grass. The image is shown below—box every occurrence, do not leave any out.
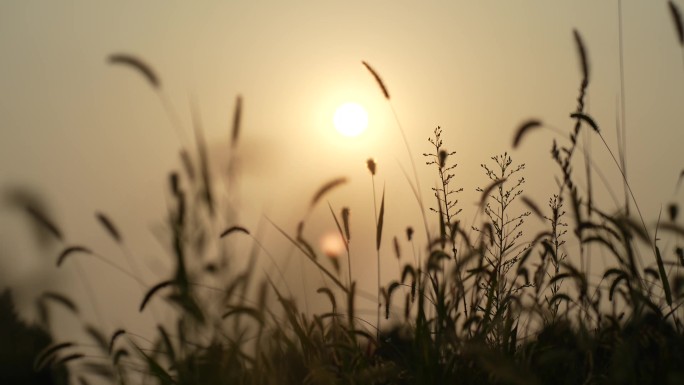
[12,4,684,385]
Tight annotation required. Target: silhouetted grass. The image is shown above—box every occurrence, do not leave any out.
[9,3,684,385]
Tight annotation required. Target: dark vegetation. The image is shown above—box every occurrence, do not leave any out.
[0,290,69,385]
[7,2,684,384]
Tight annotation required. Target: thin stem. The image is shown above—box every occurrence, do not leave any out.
[158,91,189,146]
[618,0,629,215]
[74,260,107,328]
[390,104,431,242]
[596,132,652,251]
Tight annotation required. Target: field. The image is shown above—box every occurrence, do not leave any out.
[3,2,684,385]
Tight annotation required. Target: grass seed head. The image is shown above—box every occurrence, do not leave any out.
[362,61,390,100]
[669,1,684,46]
[108,54,160,89]
[342,207,351,241]
[367,158,377,175]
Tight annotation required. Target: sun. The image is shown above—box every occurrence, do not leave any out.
[333,102,368,137]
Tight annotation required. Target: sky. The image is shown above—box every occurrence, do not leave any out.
[1,0,684,339]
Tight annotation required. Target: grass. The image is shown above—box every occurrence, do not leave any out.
[9,3,684,384]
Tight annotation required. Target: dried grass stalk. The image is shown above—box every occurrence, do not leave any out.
[108,54,160,88]
[362,61,390,100]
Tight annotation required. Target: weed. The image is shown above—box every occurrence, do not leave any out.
[10,4,684,384]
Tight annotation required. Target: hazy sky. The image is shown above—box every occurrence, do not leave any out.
[2,1,684,332]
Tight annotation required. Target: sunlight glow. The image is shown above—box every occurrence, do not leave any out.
[320,231,345,258]
[333,102,368,137]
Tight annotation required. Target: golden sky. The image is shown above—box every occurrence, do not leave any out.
[1,1,683,328]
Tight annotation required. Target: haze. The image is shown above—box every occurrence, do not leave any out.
[1,1,683,338]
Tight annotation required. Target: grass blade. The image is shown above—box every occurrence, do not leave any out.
[328,203,349,253]
[269,219,347,292]
[376,185,386,251]
[655,246,673,306]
